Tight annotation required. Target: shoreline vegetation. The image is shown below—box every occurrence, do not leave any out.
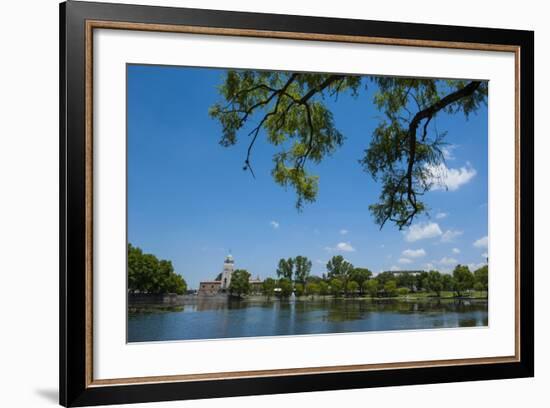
[128,292,488,314]
[128,244,488,314]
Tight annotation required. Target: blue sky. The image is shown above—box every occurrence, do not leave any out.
[127,65,489,289]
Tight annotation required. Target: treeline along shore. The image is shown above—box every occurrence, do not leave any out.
[128,244,488,310]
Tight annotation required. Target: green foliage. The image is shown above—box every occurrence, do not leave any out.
[294,255,312,284]
[229,269,251,298]
[276,258,294,280]
[397,287,410,296]
[365,279,379,297]
[394,273,415,291]
[415,271,429,292]
[329,278,343,296]
[326,256,354,279]
[262,277,276,299]
[474,265,489,291]
[210,70,487,228]
[294,283,305,297]
[425,270,444,296]
[277,278,294,298]
[441,273,454,291]
[305,275,323,284]
[346,280,360,296]
[383,280,398,297]
[305,282,320,298]
[318,281,330,297]
[452,265,475,297]
[128,244,187,295]
[374,271,395,286]
[349,268,372,294]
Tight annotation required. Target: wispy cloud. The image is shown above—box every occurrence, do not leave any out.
[438,256,458,266]
[435,212,448,219]
[402,248,426,258]
[441,229,463,243]
[269,220,280,229]
[325,242,356,253]
[452,248,461,254]
[390,265,401,271]
[481,252,488,258]
[404,222,442,242]
[442,145,457,161]
[468,262,487,271]
[473,236,488,248]
[339,229,349,235]
[398,258,413,264]
[426,163,477,191]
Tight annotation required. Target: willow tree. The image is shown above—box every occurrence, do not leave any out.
[209,71,487,229]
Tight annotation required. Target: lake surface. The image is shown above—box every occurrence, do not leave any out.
[128,298,488,342]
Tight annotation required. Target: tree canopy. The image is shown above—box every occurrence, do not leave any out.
[276,257,294,280]
[326,255,354,279]
[229,269,251,297]
[128,243,187,295]
[210,70,487,228]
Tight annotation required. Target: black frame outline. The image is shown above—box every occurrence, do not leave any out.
[60,1,534,406]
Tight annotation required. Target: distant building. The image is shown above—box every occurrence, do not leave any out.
[198,254,261,296]
[198,280,222,295]
[219,254,235,290]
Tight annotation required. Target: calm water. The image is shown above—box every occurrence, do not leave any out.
[128,298,488,342]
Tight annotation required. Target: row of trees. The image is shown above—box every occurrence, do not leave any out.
[128,244,188,295]
[251,255,487,299]
[374,265,488,297]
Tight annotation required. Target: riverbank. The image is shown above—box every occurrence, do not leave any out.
[128,291,488,314]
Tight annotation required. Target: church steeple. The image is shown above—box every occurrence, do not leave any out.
[220,253,235,289]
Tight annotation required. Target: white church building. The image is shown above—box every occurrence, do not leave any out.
[198,254,262,295]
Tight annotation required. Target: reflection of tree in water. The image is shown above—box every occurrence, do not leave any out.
[324,299,368,322]
[190,297,488,323]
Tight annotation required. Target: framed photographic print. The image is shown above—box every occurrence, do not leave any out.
[59,1,534,406]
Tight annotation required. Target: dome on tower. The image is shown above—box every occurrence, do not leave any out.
[224,254,234,264]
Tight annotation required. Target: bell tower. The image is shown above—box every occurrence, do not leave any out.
[220,253,234,290]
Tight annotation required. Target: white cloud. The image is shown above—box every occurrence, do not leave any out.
[402,248,426,258]
[390,265,401,271]
[481,252,488,258]
[468,262,487,271]
[339,229,349,235]
[423,262,435,270]
[426,163,477,191]
[438,256,458,266]
[404,222,442,242]
[452,248,461,254]
[269,221,279,229]
[398,258,413,264]
[325,242,356,253]
[474,236,489,248]
[441,229,463,242]
[442,145,457,161]
[435,212,448,219]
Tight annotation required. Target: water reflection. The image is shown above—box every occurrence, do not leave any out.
[128,298,488,342]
